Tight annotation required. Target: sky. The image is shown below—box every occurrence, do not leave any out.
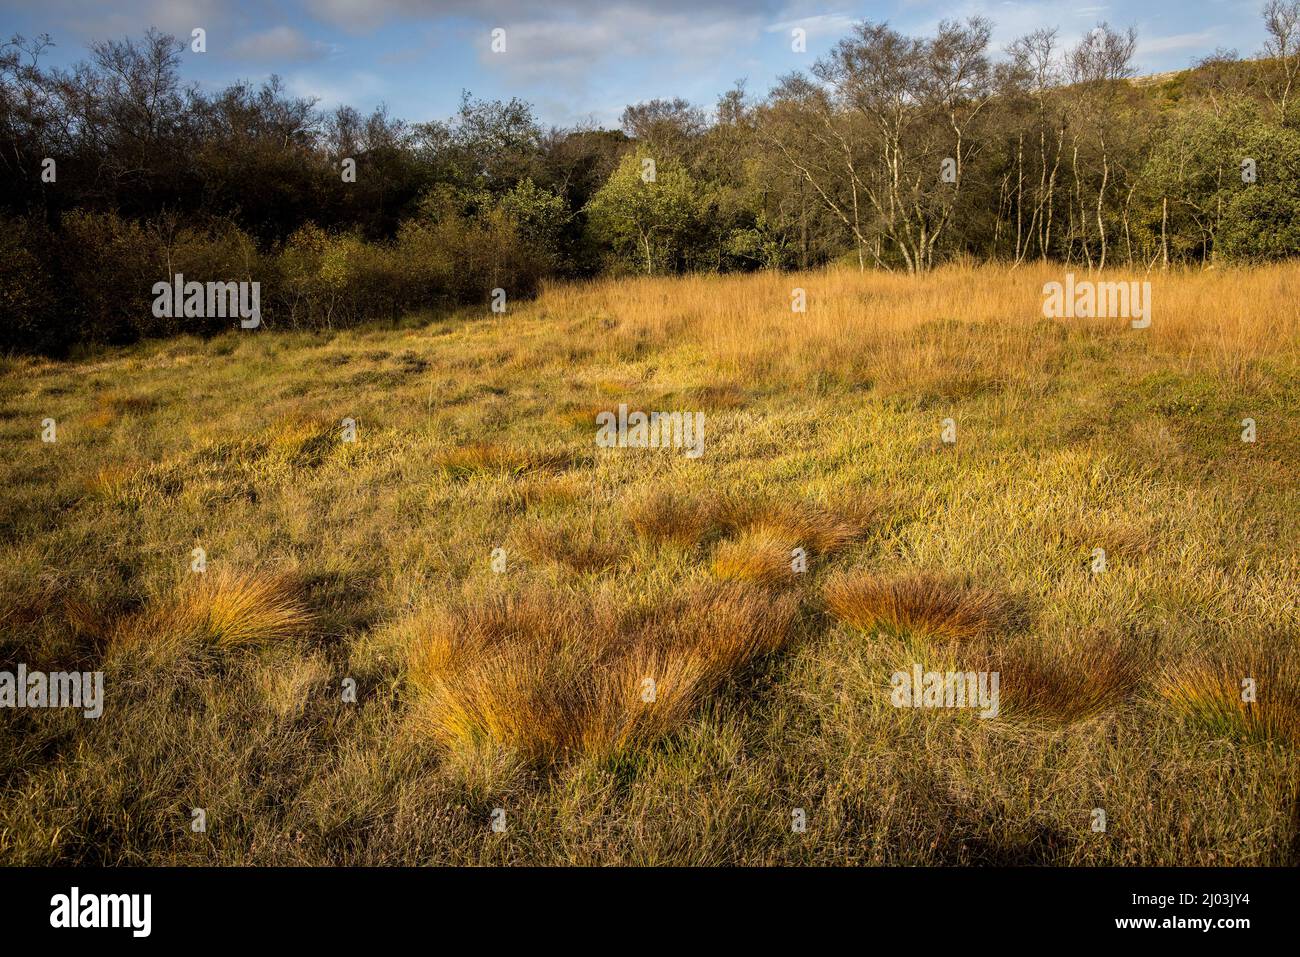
[0,0,1276,128]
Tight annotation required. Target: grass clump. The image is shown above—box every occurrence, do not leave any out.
[712,529,799,585]
[406,582,797,764]
[110,569,314,656]
[824,569,1017,642]
[433,443,577,478]
[625,488,721,549]
[512,519,627,574]
[1158,648,1300,747]
[994,633,1144,725]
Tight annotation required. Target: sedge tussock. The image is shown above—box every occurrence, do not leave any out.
[84,462,139,500]
[508,473,585,511]
[711,529,798,585]
[994,634,1144,725]
[624,488,720,548]
[512,520,627,573]
[406,582,797,763]
[824,570,1016,642]
[625,489,873,556]
[110,569,314,654]
[742,499,874,555]
[1157,648,1300,747]
[433,442,577,478]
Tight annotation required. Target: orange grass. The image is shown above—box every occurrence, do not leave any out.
[406,582,798,762]
[824,570,1017,642]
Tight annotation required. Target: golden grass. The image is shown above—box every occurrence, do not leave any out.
[1158,648,1300,746]
[4,262,1298,865]
[84,390,159,430]
[508,473,586,511]
[711,529,799,585]
[538,262,1300,390]
[432,442,577,478]
[674,383,747,410]
[110,569,314,655]
[624,490,873,558]
[99,391,159,415]
[254,651,331,719]
[556,383,744,432]
[824,570,1017,642]
[407,582,798,763]
[1060,512,1156,562]
[512,520,626,573]
[267,418,336,468]
[739,499,874,555]
[995,633,1144,725]
[624,488,720,548]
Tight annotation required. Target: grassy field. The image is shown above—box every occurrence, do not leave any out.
[1,262,1297,865]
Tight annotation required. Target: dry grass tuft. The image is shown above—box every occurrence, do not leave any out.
[624,488,720,548]
[556,401,621,431]
[407,582,797,763]
[711,529,798,585]
[824,570,1016,642]
[512,520,627,573]
[995,634,1144,725]
[625,490,873,557]
[1157,648,1300,747]
[110,569,314,655]
[509,473,585,510]
[190,570,314,646]
[85,391,158,429]
[1060,513,1156,561]
[100,391,159,415]
[742,499,874,555]
[433,443,577,478]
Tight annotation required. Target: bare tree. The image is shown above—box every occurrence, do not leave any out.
[1262,0,1300,123]
[763,19,994,272]
[1006,28,1063,262]
[1066,22,1137,269]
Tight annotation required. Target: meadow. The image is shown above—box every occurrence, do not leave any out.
[0,262,1297,865]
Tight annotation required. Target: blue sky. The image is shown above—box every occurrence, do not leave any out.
[0,0,1275,127]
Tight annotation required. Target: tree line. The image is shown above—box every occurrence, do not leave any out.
[4,4,1300,353]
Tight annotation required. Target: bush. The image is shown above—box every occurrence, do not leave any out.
[1218,184,1300,262]
[0,216,59,353]
[2,190,559,353]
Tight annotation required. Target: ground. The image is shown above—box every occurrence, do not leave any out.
[1,263,1297,865]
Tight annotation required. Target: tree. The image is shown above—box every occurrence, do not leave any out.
[1065,22,1138,268]
[763,18,995,272]
[585,149,702,274]
[1262,0,1300,124]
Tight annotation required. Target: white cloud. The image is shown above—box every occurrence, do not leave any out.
[477,7,768,93]
[1140,29,1222,55]
[232,26,334,62]
[284,68,387,109]
[765,13,859,39]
